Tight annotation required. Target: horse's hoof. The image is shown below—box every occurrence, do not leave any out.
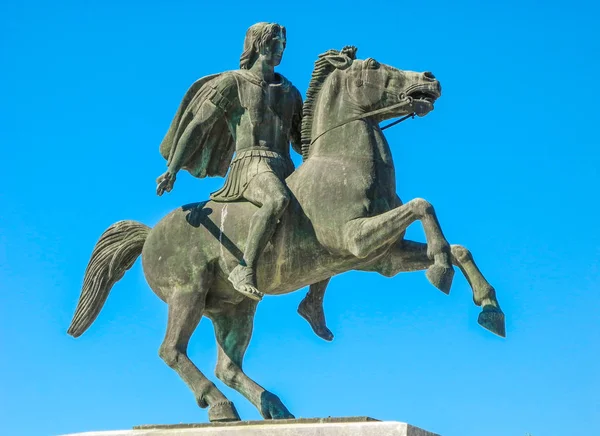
[298,300,334,342]
[426,263,454,294]
[260,392,295,420]
[478,305,506,338]
[208,401,241,422]
[315,326,334,342]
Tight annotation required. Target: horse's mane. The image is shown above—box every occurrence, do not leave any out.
[300,49,345,160]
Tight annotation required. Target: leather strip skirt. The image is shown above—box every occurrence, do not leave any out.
[210,149,294,202]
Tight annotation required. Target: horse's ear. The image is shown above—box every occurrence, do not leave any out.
[341,45,358,59]
[324,54,353,70]
[324,45,357,69]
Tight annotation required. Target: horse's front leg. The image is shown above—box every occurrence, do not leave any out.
[344,198,454,293]
[361,240,505,337]
[209,298,295,420]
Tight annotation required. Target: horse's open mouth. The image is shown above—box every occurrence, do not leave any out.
[410,91,437,104]
[409,89,439,116]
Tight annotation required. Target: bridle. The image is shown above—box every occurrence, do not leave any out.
[309,62,417,146]
[381,112,415,130]
[308,100,415,146]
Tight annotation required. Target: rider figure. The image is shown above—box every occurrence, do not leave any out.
[156,22,302,301]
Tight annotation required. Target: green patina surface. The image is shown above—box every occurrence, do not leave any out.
[68,23,504,424]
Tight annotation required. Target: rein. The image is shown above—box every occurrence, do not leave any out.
[381,112,415,130]
[309,98,415,146]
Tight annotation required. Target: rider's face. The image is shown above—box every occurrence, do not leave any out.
[263,29,286,67]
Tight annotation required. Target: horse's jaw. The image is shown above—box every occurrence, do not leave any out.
[408,80,442,117]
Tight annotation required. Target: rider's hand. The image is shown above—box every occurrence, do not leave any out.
[156,171,176,196]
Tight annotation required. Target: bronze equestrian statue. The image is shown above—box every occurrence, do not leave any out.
[68,23,505,423]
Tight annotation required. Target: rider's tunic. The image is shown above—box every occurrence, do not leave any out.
[209,71,301,202]
[210,149,295,201]
[159,70,302,201]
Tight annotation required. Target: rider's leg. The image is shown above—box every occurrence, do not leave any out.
[228,172,290,300]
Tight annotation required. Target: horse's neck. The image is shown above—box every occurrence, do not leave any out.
[309,85,359,156]
[288,81,395,192]
[310,125,370,164]
[309,87,386,162]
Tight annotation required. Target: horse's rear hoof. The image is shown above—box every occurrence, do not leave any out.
[478,305,506,338]
[426,263,454,294]
[209,401,241,422]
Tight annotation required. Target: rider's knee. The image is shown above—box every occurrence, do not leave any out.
[269,192,290,215]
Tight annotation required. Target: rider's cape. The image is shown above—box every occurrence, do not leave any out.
[159,73,235,178]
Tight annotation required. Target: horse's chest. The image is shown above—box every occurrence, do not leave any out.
[356,159,397,215]
[345,138,396,200]
[373,133,394,166]
[371,161,396,204]
[324,157,396,216]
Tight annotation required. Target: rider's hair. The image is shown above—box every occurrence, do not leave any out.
[240,22,286,70]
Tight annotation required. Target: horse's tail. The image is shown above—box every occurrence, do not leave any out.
[67,220,150,338]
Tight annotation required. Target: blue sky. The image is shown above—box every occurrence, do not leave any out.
[1,1,598,435]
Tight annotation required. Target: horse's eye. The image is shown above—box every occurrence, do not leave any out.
[368,59,380,69]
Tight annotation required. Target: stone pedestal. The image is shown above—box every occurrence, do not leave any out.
[61,417,439,436]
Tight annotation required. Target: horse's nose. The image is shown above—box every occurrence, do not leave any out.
[423,71,436,80]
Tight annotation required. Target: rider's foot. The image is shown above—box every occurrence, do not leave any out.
[298,297,334,341]
[228,265,264,301]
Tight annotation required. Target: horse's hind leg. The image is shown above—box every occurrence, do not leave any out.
[362,240,505,337]
[210,298,295,420]
[158,277,240,422]
[298,278,334,341]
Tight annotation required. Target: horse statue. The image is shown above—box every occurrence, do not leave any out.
[68,47,505,423]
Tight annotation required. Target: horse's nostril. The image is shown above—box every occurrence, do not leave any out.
[424,72,435,80]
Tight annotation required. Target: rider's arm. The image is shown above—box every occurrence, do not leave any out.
[167,75,238,174]
[290,87,303,156]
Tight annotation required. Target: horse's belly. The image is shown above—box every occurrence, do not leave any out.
[142,199,337,297]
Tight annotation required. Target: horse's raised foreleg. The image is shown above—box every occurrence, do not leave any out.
[449,243,505,337]
[211,299,295,420]
[361,240,505,337]
[344,198,454,293]
[158,282,240,422]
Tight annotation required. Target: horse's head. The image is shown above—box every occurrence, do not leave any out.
[301,47,443,159]
[325,46,441,119]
